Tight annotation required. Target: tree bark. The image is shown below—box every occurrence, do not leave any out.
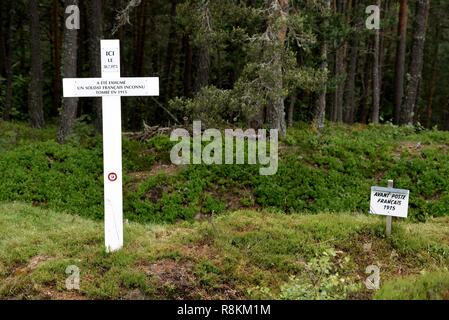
[28,0,45,128]
[194,1,211,92]
[343,0,360,124]
[360,38,373,124]
[58,0,79,143]
[313,0,330,129]
[371,0,381,124]
[401,0,430,125]
[334,43,347,122]
[89,0,103,133]
[133,0,147,77]
[288,93,296,128]
[163,0,178,102]
[394,0,408,124]
[50,0,62,118]
[182,34,193,97]
[0,6,5,77]
[332,0,348,123]
[314,39,328,129]
[2,1,14,121]
[265,0,288,137]
[425,32,439,128]
[344,40,358,124]
[195,46,210,91]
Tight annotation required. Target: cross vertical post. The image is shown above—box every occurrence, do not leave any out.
[101,40,123,252]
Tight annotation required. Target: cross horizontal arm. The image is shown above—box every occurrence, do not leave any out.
[63,77,159,98]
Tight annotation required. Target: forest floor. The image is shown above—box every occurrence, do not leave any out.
[1,202,448,300]
[1,120,449,299]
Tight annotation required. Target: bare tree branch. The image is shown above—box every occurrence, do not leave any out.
[111,0,142,35]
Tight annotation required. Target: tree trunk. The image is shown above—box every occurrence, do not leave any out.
[360,39,373,124]
[334,43,347,123]
[425,35,439,128]
[89,0,103,133]
[28,0,45,128]
[288,93,296,128]
[401,0,430,125]
[378,7,388,118]
[343,41,358,124]
[76,1,90,118]
[182,34,193,97]
[58,0,79,143]
[163,0,178,102]
[0,8,4,78]
[332,0,348,123]
[50,0,62,118]
[265,0,288,137]
[2,1,13,121]
[194,1,211,92]
[394,0,408,124]
[343,0,360,125]
[313,0,330,129]
[195,47,210,91]
[371,0,381,124]
[134,1,147,77]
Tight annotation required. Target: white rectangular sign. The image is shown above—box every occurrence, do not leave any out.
[370,186,409,218]
[63,77,159,97]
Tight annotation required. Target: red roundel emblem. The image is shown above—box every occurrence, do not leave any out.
[108,172,118,182]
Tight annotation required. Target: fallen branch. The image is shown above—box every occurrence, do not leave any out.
[123,122,173,142]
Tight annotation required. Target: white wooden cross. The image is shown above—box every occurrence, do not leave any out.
[62,40,159,252]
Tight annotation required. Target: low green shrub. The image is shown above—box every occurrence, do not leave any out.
[2,121,449,223]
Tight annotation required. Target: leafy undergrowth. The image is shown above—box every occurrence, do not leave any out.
[2,121,449,223]
[1,203,448,300]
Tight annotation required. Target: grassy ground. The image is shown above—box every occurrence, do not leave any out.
[1,202,448,300]
[1,121,449,299]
